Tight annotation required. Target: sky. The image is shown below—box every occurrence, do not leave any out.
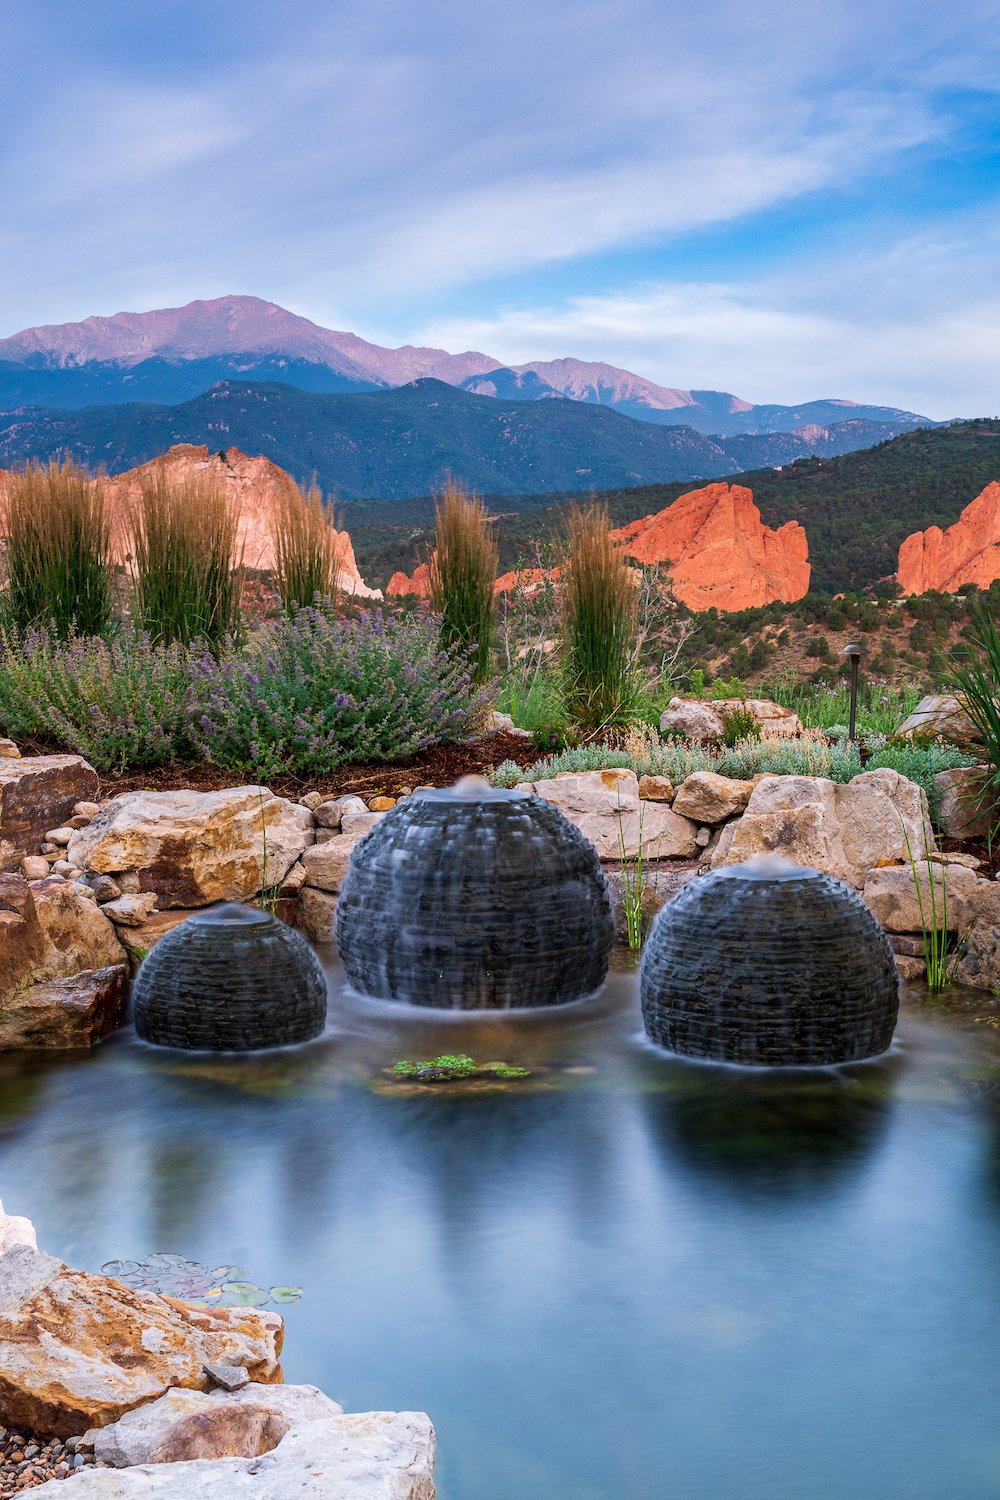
[1,0,999,417]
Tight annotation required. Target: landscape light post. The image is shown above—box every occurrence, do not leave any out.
[840,642,863,742]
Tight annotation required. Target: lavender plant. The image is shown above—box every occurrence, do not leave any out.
[191,605,492,777]
[0,629,196,771]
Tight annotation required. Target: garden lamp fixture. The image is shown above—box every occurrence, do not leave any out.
[840,642,863,741]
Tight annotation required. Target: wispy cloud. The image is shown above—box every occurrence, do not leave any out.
[1,0,998,411]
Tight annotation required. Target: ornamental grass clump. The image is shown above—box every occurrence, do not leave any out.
[271,480,345,611]
[428,484,498,682]
[3,459,113,638]
[191,604,491,778]
[130,472,244,646]
[950,605,1000,842]
[559,503,639,731]
[0,629,195,772]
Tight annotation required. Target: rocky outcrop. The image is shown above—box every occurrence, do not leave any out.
[100,445,381,595]
[711,769,931,888]
[897,482,1000,594]
[658,697,803,743]
[387,562,431,599]
[611,483,809,610]
[66,788,314,908]
[515,769,699,859]
[0,1243,283,1437]
[0,756,99,870]
[0,1202,37,1255]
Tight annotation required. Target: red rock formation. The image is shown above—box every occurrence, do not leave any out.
[387,485,807,611]
[610,483,809,611]
[897,482,1000,594]
[0,447,380,599]
[387,562,432,598]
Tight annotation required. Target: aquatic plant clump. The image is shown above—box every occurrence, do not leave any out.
[390,1053,531,1082]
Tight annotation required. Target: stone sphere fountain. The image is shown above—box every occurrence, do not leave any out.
[133,903,328,1050]
[640,856,899,1066]
[335,776,614,1008]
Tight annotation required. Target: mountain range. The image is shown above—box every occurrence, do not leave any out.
[0,295,934,438]
[0,378,925,502]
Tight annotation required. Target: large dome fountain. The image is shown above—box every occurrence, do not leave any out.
[133,903,328,1050]
[335,776,614,1008]
[640,856,899,1066]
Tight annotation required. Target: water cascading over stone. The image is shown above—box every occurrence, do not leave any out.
[133,903,327,1050]
[640,856,899,1066]
[335,776,614,1008]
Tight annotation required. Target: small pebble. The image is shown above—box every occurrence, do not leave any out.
[72,802,100,819]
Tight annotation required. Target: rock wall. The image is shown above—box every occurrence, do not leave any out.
[897,481,1000,594]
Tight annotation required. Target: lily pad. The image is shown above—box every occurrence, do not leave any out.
[213,1281,271,1307]
[269,1286,303,1304]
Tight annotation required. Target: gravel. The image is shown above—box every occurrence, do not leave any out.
[0,1426,96,1494]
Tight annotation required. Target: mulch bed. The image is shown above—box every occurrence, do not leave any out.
[74,731,536,802]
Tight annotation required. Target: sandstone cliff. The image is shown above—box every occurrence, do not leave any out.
[897,482,1000,594]
[611,483,809,610]
[0,447,380,599]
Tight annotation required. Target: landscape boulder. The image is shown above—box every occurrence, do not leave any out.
[32,1412,436,1498]
[66,788,314,908]
[0,756,99,870]
[658,696,802,743]
[712,769,931,888]
[0,1201,36,1254]
[0,966,129,1050]
[955,883,1000,991]
[861,862,979,933]
[516,769,699,859]
[0,1243,283,1437]
[934,766,997,841]
[896,694,983,745]
[672,771,755,824]
[93,1384,344,1467]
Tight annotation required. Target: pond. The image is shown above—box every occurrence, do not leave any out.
[2,954,1000,1499]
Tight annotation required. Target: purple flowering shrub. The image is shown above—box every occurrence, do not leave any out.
[190,606,492,777]
[0,629,196,772]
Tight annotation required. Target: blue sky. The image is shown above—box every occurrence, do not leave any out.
[2,0,999,416]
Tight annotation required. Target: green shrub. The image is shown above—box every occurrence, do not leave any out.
[4,460,112,639]
[866,742,978,818]
[720,706,759,746]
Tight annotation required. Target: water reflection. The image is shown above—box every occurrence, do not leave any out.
[643,1057,899,1197]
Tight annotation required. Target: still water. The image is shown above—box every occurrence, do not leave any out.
[2,955,1000,1500]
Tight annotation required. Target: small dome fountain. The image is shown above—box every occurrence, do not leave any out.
[335,776,614,1008]
[640,856,899,1066]
[133,903,327,1050]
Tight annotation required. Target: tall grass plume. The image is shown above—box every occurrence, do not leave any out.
[272,480,345,611]
[428,483,498,682]
[559,503,638,730]
[129,472,244,646]
[3,459,112,637]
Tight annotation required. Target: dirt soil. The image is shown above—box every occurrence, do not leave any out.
[80,731,536,802]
